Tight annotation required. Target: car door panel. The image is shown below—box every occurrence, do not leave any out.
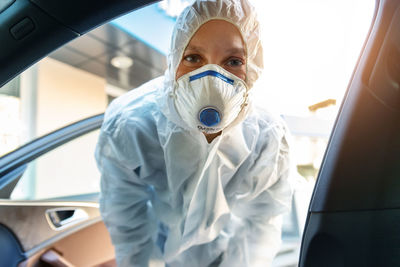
[0,115,107,267]
[49,221,115,267]
[299,0,400,265]
[17,221,115,267]
[0,201,100,255]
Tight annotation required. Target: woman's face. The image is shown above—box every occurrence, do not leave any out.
[176,19,246,81]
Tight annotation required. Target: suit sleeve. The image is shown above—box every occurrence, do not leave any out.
[95,119,157,267]
[220,125,294,267]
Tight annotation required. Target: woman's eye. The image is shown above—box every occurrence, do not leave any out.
[226,58,244,67]
[184,54,202,63]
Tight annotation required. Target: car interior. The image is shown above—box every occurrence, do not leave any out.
[1,0,399,266]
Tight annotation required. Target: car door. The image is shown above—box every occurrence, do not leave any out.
[299,0,400,266]
[0,114,118,267]
[0,1,158,265]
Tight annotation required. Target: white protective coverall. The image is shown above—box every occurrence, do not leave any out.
[95,0,293,266]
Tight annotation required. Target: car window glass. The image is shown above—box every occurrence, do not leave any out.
[10,129,100,200]
[0,6,167,158]
[0,0,376,265]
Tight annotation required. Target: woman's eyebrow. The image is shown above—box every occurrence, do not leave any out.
[226,47,246,56]
[184,45,206,53]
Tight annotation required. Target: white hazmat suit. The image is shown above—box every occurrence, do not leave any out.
[95,0,293,266]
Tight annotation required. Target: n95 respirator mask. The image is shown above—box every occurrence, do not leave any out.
[173,64,249,134]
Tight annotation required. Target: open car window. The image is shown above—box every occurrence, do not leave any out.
[0,1,376,266]
[10,129,101,200]
[0,4,168,158]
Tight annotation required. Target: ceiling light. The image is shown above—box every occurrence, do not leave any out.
[111,56,134,69]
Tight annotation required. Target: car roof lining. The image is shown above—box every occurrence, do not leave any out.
[0,0,159,87]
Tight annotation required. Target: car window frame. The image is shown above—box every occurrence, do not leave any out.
[0,114,104,198]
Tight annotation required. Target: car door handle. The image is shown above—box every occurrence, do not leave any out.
[46,208,89,230]
[40,249,75,267]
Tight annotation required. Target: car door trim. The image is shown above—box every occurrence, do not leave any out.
[0,200,101,257]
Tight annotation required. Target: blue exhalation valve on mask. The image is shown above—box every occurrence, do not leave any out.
[199,107,221,127]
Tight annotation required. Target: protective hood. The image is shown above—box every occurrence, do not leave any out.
[157,0,263,130]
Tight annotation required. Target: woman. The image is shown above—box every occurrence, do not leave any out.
[95,0,293,266]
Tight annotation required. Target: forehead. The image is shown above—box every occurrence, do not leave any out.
[186,19,245,52]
